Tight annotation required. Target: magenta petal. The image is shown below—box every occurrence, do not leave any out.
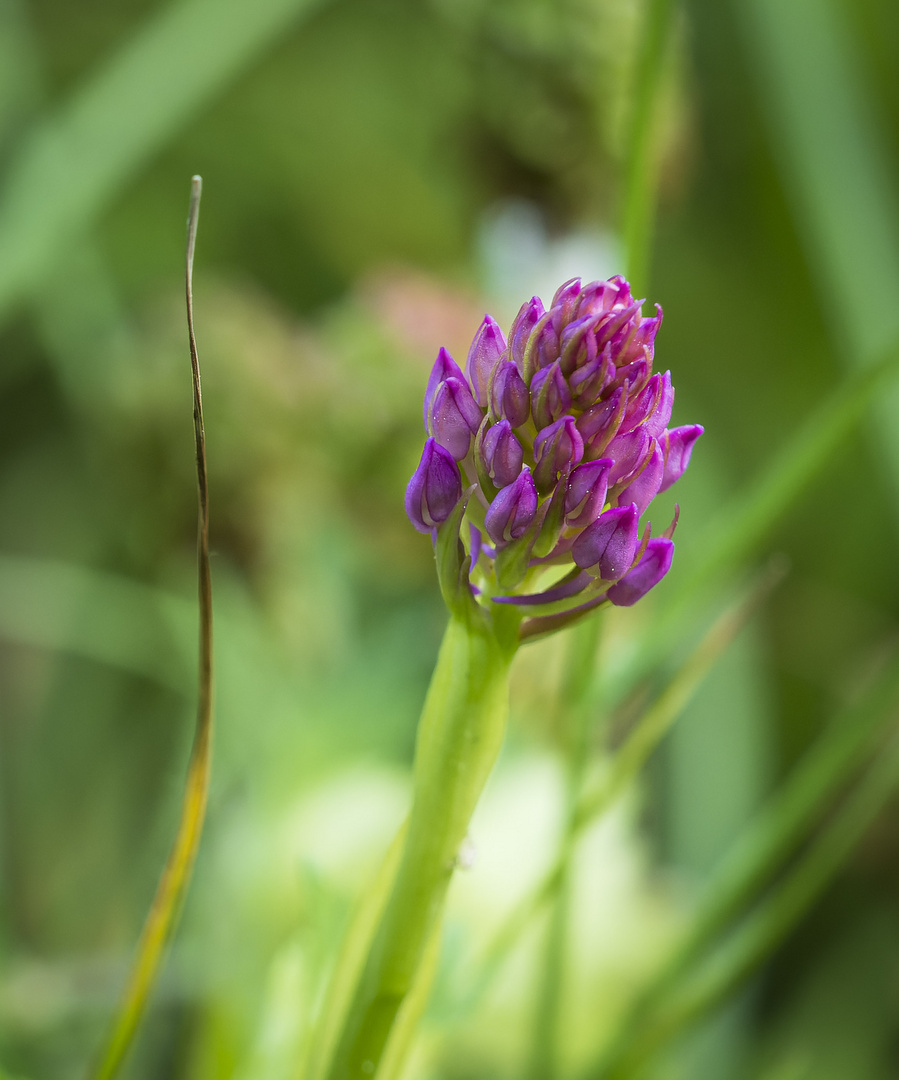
[405,438,463,533]
[607,537,674,606]
[467,315,507,406]
[617,439,664,516]
[493,570,592,606]
[571,504,639,580]
[485,467,538,545]
[423,347,465,429]
[660,424,704,492]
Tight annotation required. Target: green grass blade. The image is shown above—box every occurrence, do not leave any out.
[738,0,899,500]
[589,653,899,1079]
[590,731,899,1080]
[0,0,327,326]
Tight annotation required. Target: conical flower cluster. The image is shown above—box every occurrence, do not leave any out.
[405,276,702,637]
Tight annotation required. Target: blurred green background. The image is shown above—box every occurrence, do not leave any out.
[1,0,899,1078]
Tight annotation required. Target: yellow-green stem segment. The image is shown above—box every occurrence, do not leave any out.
[325,609,516,1080]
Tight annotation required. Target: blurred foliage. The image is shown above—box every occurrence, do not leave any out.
[1,0,899,1078]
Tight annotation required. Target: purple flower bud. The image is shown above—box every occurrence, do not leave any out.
[550,278,582,333]
[480,419,524,488]
[607,537,674,606]
[617,438,664,516]
[564,459,612,528]
[488,360,530,427]
[619,304,663,365]
[559,313,600,375]
[572,504,640,580]
[569,345,614,407]
[467,315,507,406]
[509,297,545,373]
[577,276,632,317]
[429,377,484,459]
[620,373,663,434]
[577,385,628,458]
[485,467,538,545]
[405,437,463,533]
[607,355,649,395]
[659,425,704,492]
[597,300,642,349]
[531,318,561,371]
[606,427,652,486]
[533,416,584,495]
[643,370,674,439]
[423,347,466,429]
[530,361,572,430]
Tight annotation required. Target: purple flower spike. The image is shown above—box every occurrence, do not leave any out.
[485,467,538,545]
[607,537,674,606]
[406,275,699,622]
[405,437,463,533]
[572,504,639,580]
[429,377,483,459]
[565,459,612,528]
[423,347,466,429]
[618,438,664,516]
[509,297,545,373]
[660,425,704,492]
[467,315,507,406]
[530,361,572,430]
[480,419,524,487]
[533,416,584,495]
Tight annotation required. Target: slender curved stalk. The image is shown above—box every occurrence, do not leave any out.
[88,177,213,1080]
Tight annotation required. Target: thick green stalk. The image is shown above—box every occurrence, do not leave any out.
[324,610,516,1080]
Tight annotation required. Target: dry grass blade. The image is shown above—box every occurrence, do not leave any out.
[88,176,214,1080]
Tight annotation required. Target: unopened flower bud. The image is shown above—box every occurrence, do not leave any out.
[607,537,674,606]
[617,439,664,516]
[572,503,639,579]
[429,376,483,459]
[564,459,612,528]
[533,416,583,495]
[488,360,530,427]
[480,419,524,488]
[531,361,571,430]
[467,315,507,406]
[405,437,463,533]
[485,467,538,545]
[660,425,704,492]
[509,297,545,373]
[423,347,466,428]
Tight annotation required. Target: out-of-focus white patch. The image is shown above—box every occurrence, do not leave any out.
[281,766,410,890]
[477,199,622,324]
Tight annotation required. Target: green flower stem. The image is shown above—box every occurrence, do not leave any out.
[324,609,517,1080]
